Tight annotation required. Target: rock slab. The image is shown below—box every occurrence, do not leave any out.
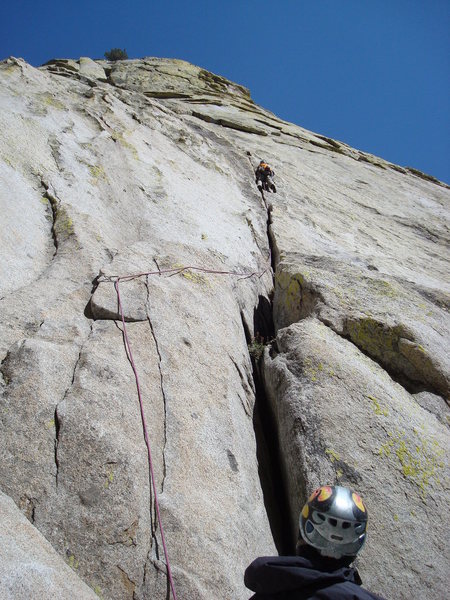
[0,490,98,599]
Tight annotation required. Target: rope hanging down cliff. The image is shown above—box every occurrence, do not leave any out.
[115,278,178,600]
[108,259,271,599]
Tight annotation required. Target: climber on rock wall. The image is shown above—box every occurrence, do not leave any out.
[255,160,276,193]
[244,485,386,599]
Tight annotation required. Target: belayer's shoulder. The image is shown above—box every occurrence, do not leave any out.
[246,555,311,572]
[244,555,318,594]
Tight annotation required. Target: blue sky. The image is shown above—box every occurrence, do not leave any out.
[2,1,449,183]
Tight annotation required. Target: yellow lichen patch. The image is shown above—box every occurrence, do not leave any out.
[370,279,399,298]
[111,130,139,160]
[2,155,14,167]
[67,554,79,570]
[333,284,355,306]
[378,429,446,498]
[275,270,293,291]
[181,270,208,285]
[1,64,18,75]
[93,586,104,599]
[277,270,309,289]
[303,357,318,381]
[303,357,335,382]
[346,317,406,360]
[45,418,55,429]
[172,263,209,286]
[286,277,301,314]
[325,448,340,463]
[367,395,389,417]
[104,470,114,488]
[40,93,65,110]
[89,164,107,183]
[55,206,74,237]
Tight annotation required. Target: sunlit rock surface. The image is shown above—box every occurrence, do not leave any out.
[0,490,98,599]
[0,55,449,599]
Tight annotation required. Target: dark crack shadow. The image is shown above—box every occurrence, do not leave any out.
[241,300,293,555]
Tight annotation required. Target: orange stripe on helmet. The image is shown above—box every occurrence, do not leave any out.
[352,492,366,512]
[317,486,333,502]
[308,485,333,503]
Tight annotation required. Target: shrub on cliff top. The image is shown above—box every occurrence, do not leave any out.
[104,48,128,61]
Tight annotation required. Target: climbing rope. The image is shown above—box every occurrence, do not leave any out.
[110,258,271,598]
[115,278,178,600]
[104,261,271,284]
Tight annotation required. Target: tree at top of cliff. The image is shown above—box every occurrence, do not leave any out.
[104,48,128,61]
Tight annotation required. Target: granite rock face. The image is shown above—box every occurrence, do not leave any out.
[0,55,449,599]
[0,490,98,599]
[263,319,448,598]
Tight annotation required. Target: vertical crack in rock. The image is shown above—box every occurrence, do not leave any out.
[144,275,167,493]
[84,276,100,319]
[18,495,37,524]
[242,304,293,555]
[54,323,93,487]
[245,153,275,267]
[144,276,166,559]
[142,554,149,594]
[117,566,137,597]
[53,406,61,486]
[143,554,170,599]
[0,351,10,387]
[265,197,277,273]
[229,355,254,417]
[245,216,266,259]
[40,178,59,256]
[240,174,293,553]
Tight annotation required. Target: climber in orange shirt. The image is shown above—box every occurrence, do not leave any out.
[255,160,276,193]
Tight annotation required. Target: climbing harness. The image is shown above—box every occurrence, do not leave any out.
[109,259,271,598]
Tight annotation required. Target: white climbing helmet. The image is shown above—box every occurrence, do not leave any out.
[299,485,368,559]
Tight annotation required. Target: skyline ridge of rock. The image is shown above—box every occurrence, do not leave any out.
[41,55,450,188]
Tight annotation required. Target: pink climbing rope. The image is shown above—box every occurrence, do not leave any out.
[105,258,271,284]
[111,259,271,598]
[114,278,178,600]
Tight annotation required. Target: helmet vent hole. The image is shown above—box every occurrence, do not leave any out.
[317,513,325,521]
[342,522,351,529]
[328,518,337,527]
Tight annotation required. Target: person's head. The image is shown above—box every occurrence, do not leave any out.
[298,485,368,560]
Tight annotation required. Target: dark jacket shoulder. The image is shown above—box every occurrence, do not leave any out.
[244,554,386,600]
